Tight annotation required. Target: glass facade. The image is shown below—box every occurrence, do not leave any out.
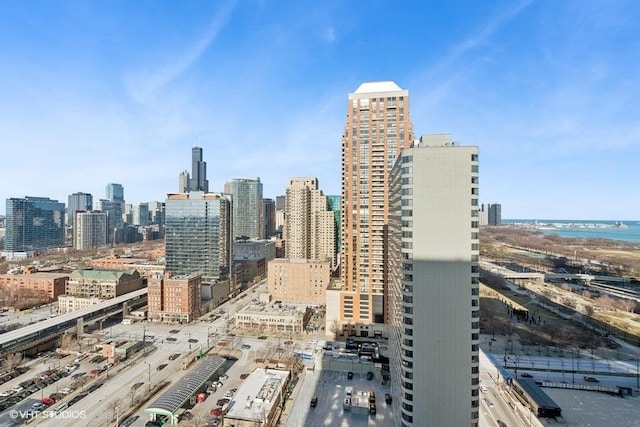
[5,197,65,252]
[165,193,231,284]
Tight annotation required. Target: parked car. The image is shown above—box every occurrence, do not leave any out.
[241,344,251,350]
[385,394,392,404]
[240,373,249,379]
[219,374,229,380]
[257,336,268,340]
[156,364,167,371]
[188,338,198,343]
[310,397,318,408]
[366,371,374,381]
[520,372,533,378]
[166,337,178,342]
[347,372,353,380]
[169,353,181,360]
[216,398,230,407]
[119,415,139,427]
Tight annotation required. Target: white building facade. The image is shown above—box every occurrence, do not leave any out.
[388,134,480,427]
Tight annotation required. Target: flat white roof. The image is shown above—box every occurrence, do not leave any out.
[225,368,290,422]
[353,81,403,94]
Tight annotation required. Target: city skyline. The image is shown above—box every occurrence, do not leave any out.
[1,1,640,219]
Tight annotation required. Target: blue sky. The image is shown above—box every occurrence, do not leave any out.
[1,0,639,220]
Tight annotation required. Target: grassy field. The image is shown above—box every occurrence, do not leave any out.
[480,284,611,352]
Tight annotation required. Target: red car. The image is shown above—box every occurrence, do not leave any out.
[41,397,55,406]
[210,407,223,417]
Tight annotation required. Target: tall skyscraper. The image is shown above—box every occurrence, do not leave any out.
[339,81,414,324]
[284,177,335,264]
[188,146,209,192]
[262,198,276,238]
[105,183,124,202]
[224,178,263,240]
[74,211,108,250]
[5,197,65,252]
[388,134,480,427]
[67,192,93,227]
[326,195,341,264]
[131,203,149,226]
[179,170,189,193]
[165,192,232,284]
[275,195,286,235]
[96,199,123,244]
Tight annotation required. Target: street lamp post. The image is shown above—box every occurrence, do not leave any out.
[146,362,151,394]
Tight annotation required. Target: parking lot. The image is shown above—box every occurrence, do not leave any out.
[286,367,395,427]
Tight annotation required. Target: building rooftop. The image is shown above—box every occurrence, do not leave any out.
[226,368,290,422]
[237,302,308,316]
[69,269,138,281]
[0,271,69,279]
[353,81,403,94]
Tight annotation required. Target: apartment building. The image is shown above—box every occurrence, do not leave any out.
[147,273,202,323]
[388,135,480,427]
[267,258,331,305]
[338,81,414,324]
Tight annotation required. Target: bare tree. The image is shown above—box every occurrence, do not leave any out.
[596,295,617,311]
[583,305,594,319]
[561,296,577,309]
[106,398,121,423]
[329,320,341,340]
[620,299,637,313]
[2,353,22,372]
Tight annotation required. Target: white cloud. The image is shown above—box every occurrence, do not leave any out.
[125,1,237,105]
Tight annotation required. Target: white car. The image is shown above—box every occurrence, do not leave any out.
[0,390,13,397]
[60,387,72,395]
[219,374,229,381]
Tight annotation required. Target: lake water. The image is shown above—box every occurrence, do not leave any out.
[504,219,640,244]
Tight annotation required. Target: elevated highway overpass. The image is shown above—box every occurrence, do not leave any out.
[0,288,147,357]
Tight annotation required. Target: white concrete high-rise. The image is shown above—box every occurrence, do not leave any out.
[388,134,480,427]
[74,211,108,250]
